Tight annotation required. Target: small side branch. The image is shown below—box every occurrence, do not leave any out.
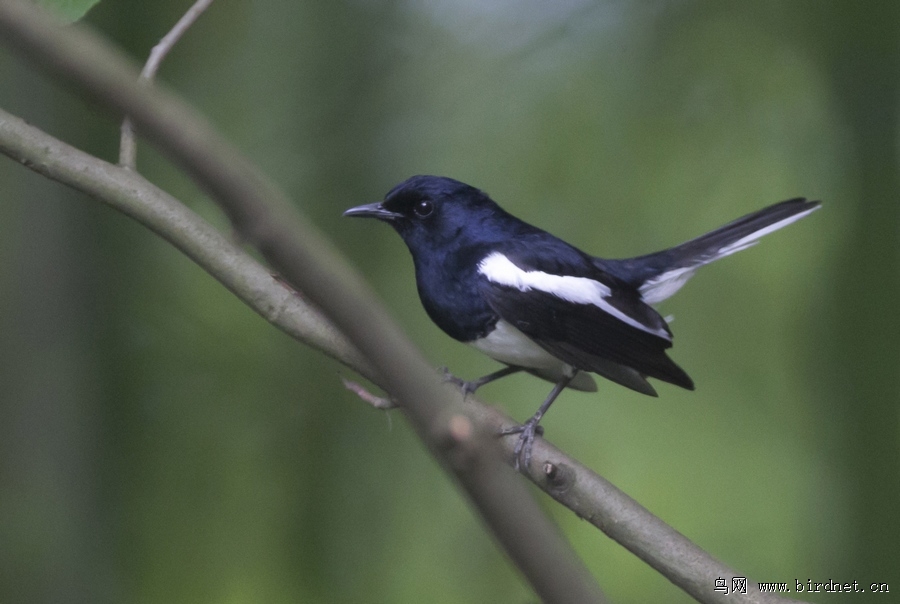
[341,378,397,410]
[119,0,214,168]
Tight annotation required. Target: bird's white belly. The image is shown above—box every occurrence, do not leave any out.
[470,320,568,371]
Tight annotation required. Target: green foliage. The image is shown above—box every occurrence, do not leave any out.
[32,0,100,23]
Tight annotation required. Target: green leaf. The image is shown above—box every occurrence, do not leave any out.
[32,0,101,23]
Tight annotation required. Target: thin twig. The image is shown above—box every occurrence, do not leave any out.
[119,0,214,168]
[141,0,214,82]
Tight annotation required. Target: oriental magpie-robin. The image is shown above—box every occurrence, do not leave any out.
[344,176,820,469]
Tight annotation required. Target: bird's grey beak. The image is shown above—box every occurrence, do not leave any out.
[343,202,402,220]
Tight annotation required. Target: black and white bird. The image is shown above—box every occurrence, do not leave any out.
[344,176,820,468]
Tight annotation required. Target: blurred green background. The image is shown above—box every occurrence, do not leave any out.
[1,0,897,602]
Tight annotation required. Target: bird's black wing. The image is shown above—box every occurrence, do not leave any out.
[476,240,694,391]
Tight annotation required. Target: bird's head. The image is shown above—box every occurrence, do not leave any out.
[343,175,510,252]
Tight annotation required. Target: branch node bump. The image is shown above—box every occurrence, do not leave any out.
[543,461,575,494]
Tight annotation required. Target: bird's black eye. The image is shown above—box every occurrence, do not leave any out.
[414,200,434,218]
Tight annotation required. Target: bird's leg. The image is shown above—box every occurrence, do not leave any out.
[500,374,574,471]
[441,365,523,397]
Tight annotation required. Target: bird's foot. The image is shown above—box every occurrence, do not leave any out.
[440,367,480,397]
[499,420,545,471]
[442,365,523,399]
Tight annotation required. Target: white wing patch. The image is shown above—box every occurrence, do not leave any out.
[478,252,610,303]
[478,252,670,338]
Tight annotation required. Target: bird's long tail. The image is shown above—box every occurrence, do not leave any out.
[598,198,821,304]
